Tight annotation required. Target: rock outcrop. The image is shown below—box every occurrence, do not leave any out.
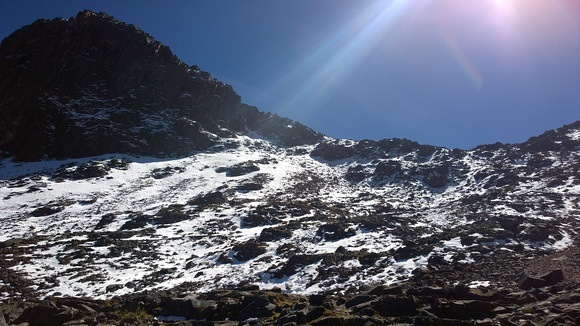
[0,10,322,161]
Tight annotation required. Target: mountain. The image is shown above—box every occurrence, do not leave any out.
[0,10,322,161]
[1,10,579,325]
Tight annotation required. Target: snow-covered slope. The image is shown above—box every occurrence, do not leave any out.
[0,10,578,304]
[1,122,578,301]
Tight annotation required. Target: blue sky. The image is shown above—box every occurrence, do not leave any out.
[1,0,579,149]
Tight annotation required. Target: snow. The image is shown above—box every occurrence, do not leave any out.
[567,130,580,141]
[440,237,464,250]
[468,280,491,288]
[1,132,578,300]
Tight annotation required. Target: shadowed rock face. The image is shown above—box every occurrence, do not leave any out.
[0,10,322,160]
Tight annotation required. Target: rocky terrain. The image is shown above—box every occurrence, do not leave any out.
[0,10,579,325]
[0,10,322,161]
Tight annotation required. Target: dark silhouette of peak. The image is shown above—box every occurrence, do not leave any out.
[0,10,322,161]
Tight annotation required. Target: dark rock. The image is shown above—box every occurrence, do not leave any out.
[408,286,447,297]
[304,306,326,322]
[422,164,450,188]
[95,213,116,229]
[0,237,25,248]
[370,295,417,317]
[561,303,580,321]
[105,284,123,292]
[238,283,260,291]
[241,212,281,228]
[498,216,521,233]
[150,166,185,179]
[356,306,377,317]
[309,294,326,306]
[244,107,324,147]
[236,182,263,191]
[310,316,345,326]
[188,191,228,207]
[217,253,233,264]
[154,205,189,224]
[259,227,292,242]
[216,162,260,177]
[427,254,449,266]
[316,222,356,241]
[238,296,276,320]
[374,161,403,177]
[520,224,551,242]
[368,285,403,296]
[450,283,470,299]
[392,240,433,260]
[345,295,376,309]
[345,165,367,183]
[159,296,216,320]
[518,269,564,289]
[13,304,80,326]
[434,300,497,320]
[232,239,267,261]
[357,251,385,266]
[539,269,564,287]
[30,205,65,217]
[52,159,130,180]
[311,141,356,161]
[273,254,324,278]
[553,293,580,304]
[120,213,152,230]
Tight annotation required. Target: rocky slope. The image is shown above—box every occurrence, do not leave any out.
[0,10,322,161]
[0,10,579,326]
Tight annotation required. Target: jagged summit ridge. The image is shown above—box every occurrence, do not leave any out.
[0,10,322,161]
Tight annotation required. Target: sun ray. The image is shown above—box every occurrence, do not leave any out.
[273,0,412,117]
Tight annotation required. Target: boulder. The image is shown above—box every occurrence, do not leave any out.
[215,162,260,177]
[434,300,497,320]
[13,304,80,326]
[159,296,217,320]
[370,295,417,317]
[498,216,521,233]
[518,269,564,289]
[232,239,267,261]
[345,295,377,309]
[155,205,189,224]
[316,222,356,241]
[368,285,403,296]
[309,294,327,306]
[259,227,292,242]
[238,296,276,320]
[241,212,281,228]
[30,205,65,217]
[188,191,228,207]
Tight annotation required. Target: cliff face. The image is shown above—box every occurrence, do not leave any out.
[0,10,322,160]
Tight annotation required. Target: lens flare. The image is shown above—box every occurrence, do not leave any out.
[260,0,580,123]
[273,0,411,117]
[440,33,484,89]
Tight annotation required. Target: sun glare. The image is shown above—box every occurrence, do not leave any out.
[273,0,411,117]
[260,0,579,119]
[491,0,508,6]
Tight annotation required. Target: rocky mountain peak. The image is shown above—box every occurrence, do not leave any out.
[0,10,322,161]
[1,10,580,325]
